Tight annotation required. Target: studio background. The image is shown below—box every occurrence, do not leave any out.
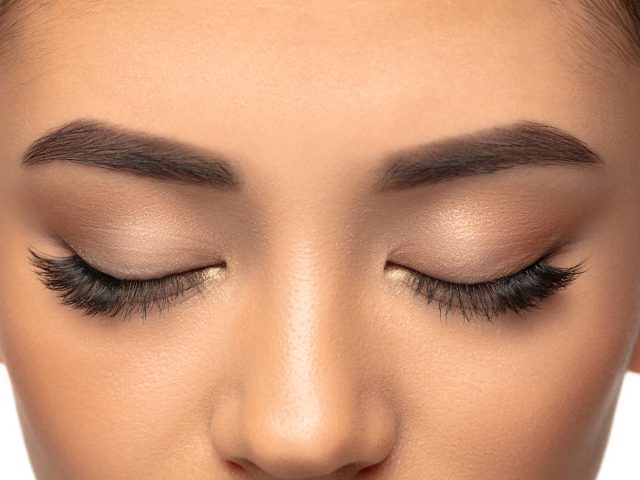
[1,366,639,479]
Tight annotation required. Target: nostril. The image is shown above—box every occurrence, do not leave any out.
[224,459,245,472]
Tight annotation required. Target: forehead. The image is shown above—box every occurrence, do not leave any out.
[9,1,573,95]
[0,0,635,187]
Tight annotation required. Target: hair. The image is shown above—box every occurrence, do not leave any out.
[0,0,34,61]
[0,0,19,16]
[568,0,640,68]
[0,0,21,36]
[0,0,639,67]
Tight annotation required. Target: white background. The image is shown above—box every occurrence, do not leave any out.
[1,366,638,479]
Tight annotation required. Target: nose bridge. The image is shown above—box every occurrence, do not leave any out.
[210,207,398,476]
[219,227,396,477]
[247,233,355,437]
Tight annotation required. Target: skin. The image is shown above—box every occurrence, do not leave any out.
[1,1,640,478]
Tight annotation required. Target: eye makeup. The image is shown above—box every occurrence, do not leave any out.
[30,239,587,325]
[28,247,224,322]
[21,151,602,325]
[396,254,587,322]
[19,161,258,279]
[376,165,606,288]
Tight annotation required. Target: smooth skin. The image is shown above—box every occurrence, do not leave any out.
[1,1,640,479]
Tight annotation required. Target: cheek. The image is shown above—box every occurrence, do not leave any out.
[473,331,624,478]
[390,261,635,479]
[0,244,231,477]
[1,209,638,479]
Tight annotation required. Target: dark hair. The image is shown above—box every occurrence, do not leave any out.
[0,0,28,60]
[573,0,640,66]
[0,0,639,66]
[0,0,22,28]
[0,0,18,16]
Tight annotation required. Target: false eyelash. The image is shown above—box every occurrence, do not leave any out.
[405,257,588,322]
[28,248,215,322]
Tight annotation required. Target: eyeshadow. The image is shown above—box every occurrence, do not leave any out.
[18,163,256,278]
[377,167,608,283]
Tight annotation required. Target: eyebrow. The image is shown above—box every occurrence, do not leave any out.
[21,119,241,189]
[21,118,603,192]
[373,120,603,192]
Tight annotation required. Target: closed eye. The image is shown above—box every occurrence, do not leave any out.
[28,247,223,322]
[400,256,588,322]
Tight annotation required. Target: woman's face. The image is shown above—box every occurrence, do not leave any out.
[1,1,639,478]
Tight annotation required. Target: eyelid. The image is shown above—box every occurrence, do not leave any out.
[78,252,225,282]
[401,255,588,322]
[27,247,222,321]
[416,255,544,287]
[45,231,226,281]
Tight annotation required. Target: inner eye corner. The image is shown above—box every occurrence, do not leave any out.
[382,260,406,275]
[383,258,407,270]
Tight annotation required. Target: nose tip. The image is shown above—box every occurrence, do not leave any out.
[238,395,394,478]
[212,385,397,479]
[210,245,397,477]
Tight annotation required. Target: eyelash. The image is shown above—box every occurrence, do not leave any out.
[402,256,587,322]
[28,248,216,322]
[28,247,587,324]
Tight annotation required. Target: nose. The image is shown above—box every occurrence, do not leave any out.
[210,244,397,478]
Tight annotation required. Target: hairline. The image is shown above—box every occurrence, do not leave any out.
[0,1,638,73]
[574,0,640,67]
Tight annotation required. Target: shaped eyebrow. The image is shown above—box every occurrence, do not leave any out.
[21,118,241,189]
[21,118,603,192]
[372,120,603,192]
